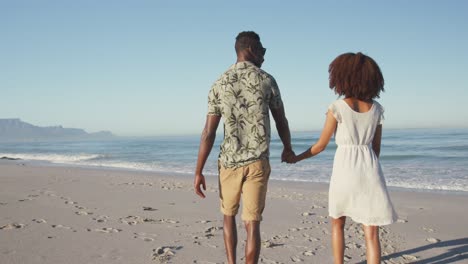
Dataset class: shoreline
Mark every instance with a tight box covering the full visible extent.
[1,161,468,263]
[2,158,467,197]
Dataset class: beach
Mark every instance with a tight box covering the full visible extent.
[1,161,467,263]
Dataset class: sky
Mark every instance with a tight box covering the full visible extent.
[1,1,468,136]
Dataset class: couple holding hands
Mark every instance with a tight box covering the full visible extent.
[194,31,397,264]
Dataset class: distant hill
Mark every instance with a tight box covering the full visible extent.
[0,119,115,141]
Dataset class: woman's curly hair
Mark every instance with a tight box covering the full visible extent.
[329,52,385,100]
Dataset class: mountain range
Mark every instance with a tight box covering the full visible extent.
[0,119,114,141]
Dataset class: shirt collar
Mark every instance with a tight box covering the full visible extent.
[233,61,257,69]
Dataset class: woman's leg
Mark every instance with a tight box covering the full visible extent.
[363,225,381,264]
[331,216,346,264]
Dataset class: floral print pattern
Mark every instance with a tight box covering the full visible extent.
[208,61,283,168]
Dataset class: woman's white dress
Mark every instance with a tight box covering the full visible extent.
[328,99,397,226]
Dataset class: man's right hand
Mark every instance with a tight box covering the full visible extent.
[281,148,295,163]
[285,153,298,164]
[194,173,207,198]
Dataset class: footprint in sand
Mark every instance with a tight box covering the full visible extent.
[39,190,56,196]
[158,218,179,224]
[75,211,93,216]
[290,256,303,262]
[426,237,441,243]
[346,242,362,249]
[141,237,154,242]
[32,219,47,224]
[205,226,222,233]
[383,244,396,254]
[143,206,158,211]
[422,227,435,233]
[118,182,132,185]
[51,224,77,232]
[196,220,212,224]
[193,261,223,264]
[258,256,281,264]
[88,227,122,233]
[402,254,419,261]
[93,215,109,223]
[121,215,174,225]
[52,224,71,230]
[192,237,202,246]
[306,237,320,242]
[200,226,223,239]
[192,235,218,248]
[261,240,283,248]
[120,216,142,225]
[310,204,326,209]
[270,234,293,241]
[18,198,34,202]
[134,232,157,242]
[0,223,26,230]
[152,246,182,262]
[0,202,7,206]
[138,182,154,187]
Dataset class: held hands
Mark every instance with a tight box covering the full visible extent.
[284,154,299,164]
[281,148,298,164]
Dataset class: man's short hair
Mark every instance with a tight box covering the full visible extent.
[235,31,261,54]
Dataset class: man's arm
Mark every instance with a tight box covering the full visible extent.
[194,115,221,198]
[270,105,293,162]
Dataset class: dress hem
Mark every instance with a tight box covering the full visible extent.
[329,213,397,226]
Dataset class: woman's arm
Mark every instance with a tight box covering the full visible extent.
[372,125,382,157]
[294,110,337,162]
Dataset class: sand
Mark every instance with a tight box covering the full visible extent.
[1,161,467,263]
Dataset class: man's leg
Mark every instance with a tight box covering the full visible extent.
[219,163,243,264]
[223,215,237,264]
[241,159,270,264]
[244,220,261,264]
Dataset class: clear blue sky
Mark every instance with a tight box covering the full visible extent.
[1,1,467,136]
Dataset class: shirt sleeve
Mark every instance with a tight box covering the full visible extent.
[328,101,341,123]
[268,76,283,109]
[207,85,221,116]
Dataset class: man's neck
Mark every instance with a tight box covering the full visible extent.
[236,57,250,63]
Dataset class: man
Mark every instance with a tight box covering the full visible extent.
[194,31,293,264]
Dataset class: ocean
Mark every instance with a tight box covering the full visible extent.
[1,128,467,193]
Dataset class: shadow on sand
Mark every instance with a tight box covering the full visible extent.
[356,237,468,263]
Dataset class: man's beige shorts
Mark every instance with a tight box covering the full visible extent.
[218,159,271,221]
